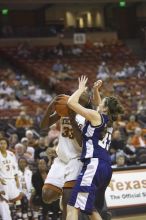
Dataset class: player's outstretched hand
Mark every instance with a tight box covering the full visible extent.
[93,80,103,90]
[78,75,88,93]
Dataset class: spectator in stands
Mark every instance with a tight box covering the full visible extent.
[7,93,21,109]
[126,115,140,136]
[96,62,110,81]
[19,75,29,86]
[1,25,13,37]
[0,131,5,139]
[25,130,37,148]
[137,99,146,114]
[34,136,48,161]
[17,42,31,59]
[110,130,126,164]
[33,107,44,131]
[56,42,65,57]
[20,137,35,161]
[52,59,64,73]
[15,111,33,129]
[137,109,146,130]
[31,158,59,220]
[9,133,19,150]
[115,68,127,79]
[71,45,82,56]
[130,127,146,149]
[0,94,9,109]
[15,143,26,161]
[0,81,14,95]
[112,151,127,168]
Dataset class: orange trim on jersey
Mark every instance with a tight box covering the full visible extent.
[43,184,62,194]
[63,180,76,188]
[9,192,23,203]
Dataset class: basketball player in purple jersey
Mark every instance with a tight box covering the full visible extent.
[66,75,124,220]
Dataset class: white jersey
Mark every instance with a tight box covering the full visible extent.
[18,168,33,199]
[0,150,18,179]
[56,114,85,163]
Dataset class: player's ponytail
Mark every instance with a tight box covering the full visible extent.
[104,96,124,124]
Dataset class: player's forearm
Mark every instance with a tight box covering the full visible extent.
[92,88,101,106]
[40,108,60,129]
[68,89,83,110]
[69,115,82,146]
[72,125,82,147]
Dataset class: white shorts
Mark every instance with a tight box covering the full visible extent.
[45,157,83,189]
[0,200,12,220]
[0,179,21,201]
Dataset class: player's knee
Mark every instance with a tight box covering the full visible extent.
[42,187,61,204]
[66,205,74,218]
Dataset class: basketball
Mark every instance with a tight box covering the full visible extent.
[55,95,70,117]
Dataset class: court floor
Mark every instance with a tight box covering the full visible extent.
[112,214,146,220]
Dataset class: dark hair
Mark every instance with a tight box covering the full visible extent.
[18,157,28,164]
[104,96,124,122]
[0,137,9,146]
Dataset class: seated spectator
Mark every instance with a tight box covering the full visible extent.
[19,75,29,87]
[15,111,33,129]
[137,109,146,129]
[31,158,59,220]
[112,150,127,168]
[137,99,146,114]
[71,45,82,56]
[15,143,26,161]
[7,93,21,109]
[136,147,146,164]
[130,127,146,149]
[25,130,37,148]
[33,107,44,131]
[126,115,140,135]
[0,81,14,95]
[0,131,5,139]
[21,137,35,162]
[17,42,31,59]
[110,129,126,164]
[52,59,64,73]
[96,62,110,81]
[9,133,19,150]
[34,136,48,161]
[0,94,9,109]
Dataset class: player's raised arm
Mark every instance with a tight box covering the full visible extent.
[67,76,101,126]
[92,80,103,107]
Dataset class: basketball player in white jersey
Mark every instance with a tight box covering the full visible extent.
[0,189,12,220]
[0,138,23,219]
[41,93,89,219]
